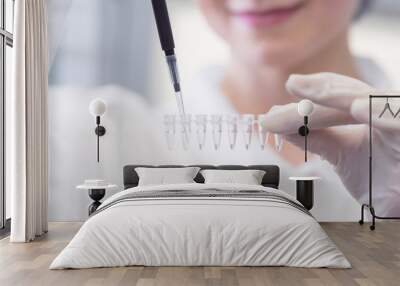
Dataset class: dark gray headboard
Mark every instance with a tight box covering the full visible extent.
[123,165,280,189]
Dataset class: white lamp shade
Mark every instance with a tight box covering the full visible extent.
[298,99,314,116]
[89,98,107,117]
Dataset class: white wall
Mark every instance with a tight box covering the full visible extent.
[47,0,158,221]
[48,0,155,95]
[48,86,170,221]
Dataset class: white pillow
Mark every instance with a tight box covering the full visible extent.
[135,167,200,186]
[200,169,266,185]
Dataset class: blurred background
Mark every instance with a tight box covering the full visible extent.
[45,0,400,221]
[48,0,400,105]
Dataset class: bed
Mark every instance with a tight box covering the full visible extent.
[50,165,350,269]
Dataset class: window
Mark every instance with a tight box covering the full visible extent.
[0,0,13,232]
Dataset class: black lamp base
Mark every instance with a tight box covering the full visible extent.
[298,117,310,162]
[95,126,106,136]
[298,125,309,136]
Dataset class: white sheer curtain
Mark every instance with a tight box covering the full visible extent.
[9,0,49,242]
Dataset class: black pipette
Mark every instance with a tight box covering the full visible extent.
[151,0,185,115]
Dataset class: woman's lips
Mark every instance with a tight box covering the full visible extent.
[231,3,304,28]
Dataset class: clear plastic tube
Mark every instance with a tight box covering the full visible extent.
[180,114,191,150]
[274,134,283,152]
[241,114,255,150]
[211,115,223,150]
[163,114,176,150]
[195,115,207,150]
[257,114,269,150]
[226,115,238,150]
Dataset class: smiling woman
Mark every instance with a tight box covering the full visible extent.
[197,0,360,74]
[229,2,305,27]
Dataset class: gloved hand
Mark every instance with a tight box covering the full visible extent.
[262,73,400,217]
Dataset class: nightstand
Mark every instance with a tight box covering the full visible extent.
[289,177,320,211]
[77,182,117,215]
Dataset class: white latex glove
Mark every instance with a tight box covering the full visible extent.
[262,73,400,217]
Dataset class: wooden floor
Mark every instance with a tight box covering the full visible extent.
[0,222,400,286]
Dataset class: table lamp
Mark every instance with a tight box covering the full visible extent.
[297,99,314,162]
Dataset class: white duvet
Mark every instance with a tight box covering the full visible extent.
[50,183,350,269]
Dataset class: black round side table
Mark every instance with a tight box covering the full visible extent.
[289,177,320,211]
[76,184,117,216]
[88,189,106,215]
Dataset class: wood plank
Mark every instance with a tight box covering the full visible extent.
[0,222,399,286]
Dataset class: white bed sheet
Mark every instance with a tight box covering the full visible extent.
[50,183,350,269]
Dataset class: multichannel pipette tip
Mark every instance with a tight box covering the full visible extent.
[175,91,185,117]
[150,0,189,143]
[175,90,189,145]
